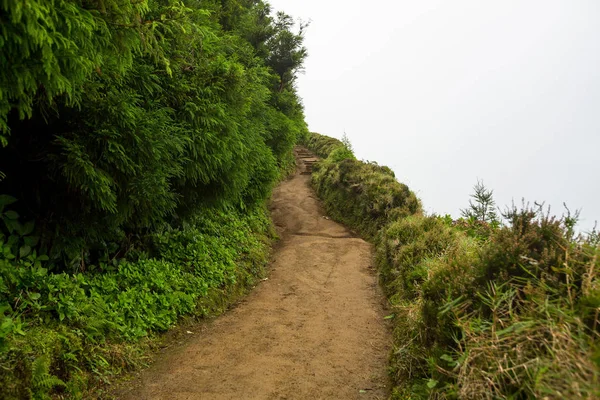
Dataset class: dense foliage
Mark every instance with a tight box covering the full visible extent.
[305,132,421,238]
[1,206,273,398]
[304,132,600,399]
[302,132,345,158]
[1,0,308,259]
[1,0,307,397]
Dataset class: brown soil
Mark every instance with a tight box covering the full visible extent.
[116,148,391,399]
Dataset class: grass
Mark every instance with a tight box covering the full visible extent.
[303,131,600,399]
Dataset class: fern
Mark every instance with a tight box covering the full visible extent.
[31,356,65,400]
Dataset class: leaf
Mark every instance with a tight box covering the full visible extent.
[440,354,457,367]
[3,218,17,233]
[0,195,17,207]
[0,304,11,315]
[29,292,41,300]
[4,210,18,220]
[0,317,13,334]
[496,321,536,337]
[21,221,34,236]
[427,379,438,389]
[24,236,39,247]
[19,245,32,258]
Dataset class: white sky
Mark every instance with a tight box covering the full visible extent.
[268,0,600,232]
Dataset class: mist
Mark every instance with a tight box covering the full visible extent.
[269,0,600,232]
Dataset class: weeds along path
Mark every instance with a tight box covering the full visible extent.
[119,148,391,399]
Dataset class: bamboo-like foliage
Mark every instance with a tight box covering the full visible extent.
[0,1,308,396]
[0,0,308,261]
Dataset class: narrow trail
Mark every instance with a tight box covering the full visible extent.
[118,148,391,399]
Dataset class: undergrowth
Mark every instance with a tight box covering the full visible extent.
[303,132,600,399]
[0,205,274,399]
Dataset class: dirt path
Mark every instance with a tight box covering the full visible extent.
[118,148,391,399]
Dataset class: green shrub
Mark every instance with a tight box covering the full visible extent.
[0,1,308,397]
[0,205,273,398]
[327,146,355,163]
[0,0,307,261]
[312,158,421,238]
[387,210,600,399]
[308,133,600,400]
[452,282,598,399]
[301,132,346,158]
[376,216,458,300]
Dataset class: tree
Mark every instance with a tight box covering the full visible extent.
[266,12,308,91]
[461,180,499,224]
[341,132,353,153]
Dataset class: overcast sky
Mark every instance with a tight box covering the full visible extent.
[269,0,600,232]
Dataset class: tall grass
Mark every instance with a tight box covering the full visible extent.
[303,132,600,399]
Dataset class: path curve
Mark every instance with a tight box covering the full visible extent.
[119,148,391,399]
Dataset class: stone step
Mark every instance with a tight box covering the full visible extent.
[296,147,318,175]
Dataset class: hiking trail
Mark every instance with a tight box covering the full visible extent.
[117,148,391,399]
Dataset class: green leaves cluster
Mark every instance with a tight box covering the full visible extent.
[0,206,273,398]
[0,0,151,140]
[1,0,308,260]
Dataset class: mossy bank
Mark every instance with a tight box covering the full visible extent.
[302,132,600,399]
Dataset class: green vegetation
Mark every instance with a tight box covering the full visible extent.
[306,133,420,238]
[303,132,600,399]
[1,206,273,398]
[1,0,307,397]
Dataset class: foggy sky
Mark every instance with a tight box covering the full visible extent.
[269,0,600,232]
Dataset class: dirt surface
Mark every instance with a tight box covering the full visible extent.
[117,148,391,399]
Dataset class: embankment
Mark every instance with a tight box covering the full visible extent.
[303,132,600,399]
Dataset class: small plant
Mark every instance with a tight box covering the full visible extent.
[461,180,499,225]
[31,356,66,399]
[341,132,354,153]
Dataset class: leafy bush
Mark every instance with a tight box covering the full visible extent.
[0,206,273,398]
[0,1,308,394]
[301,131,346,158]
[384,206,599,399]
[0,0,308,261]
[376,215,461,301]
